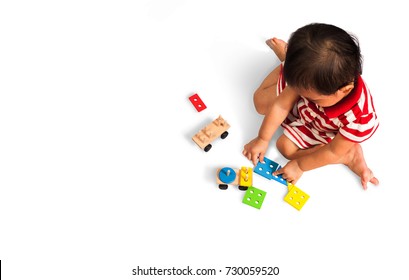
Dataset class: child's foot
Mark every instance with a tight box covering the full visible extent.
[343,144,379,190]
[265,37,287,62]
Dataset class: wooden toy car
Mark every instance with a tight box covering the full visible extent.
[216,166,253,190]
[192,115,230,152]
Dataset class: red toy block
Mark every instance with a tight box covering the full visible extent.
[189,93,207,112]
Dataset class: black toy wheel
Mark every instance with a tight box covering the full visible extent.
[219,184,228,190]
[220,131,229,139]
[204,144,212,152]
[238,186,248,191]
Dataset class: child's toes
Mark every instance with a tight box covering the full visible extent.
[265,38,276,49]
[369,176,379,186]
[361,170,379,189]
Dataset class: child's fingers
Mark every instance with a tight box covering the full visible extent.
[251,154,259,166]
[242,149,252,160]
[259,152,265,164]
[273,168,283,176]
[273,168,295,183]
[242,148,256,165]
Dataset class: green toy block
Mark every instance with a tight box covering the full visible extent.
[242,186,266,209]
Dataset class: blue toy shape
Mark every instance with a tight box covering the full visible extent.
[218,167,236,184]
[254,157,278,179]
[254,157,287,186]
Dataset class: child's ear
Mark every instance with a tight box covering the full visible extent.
[338,83,354,96]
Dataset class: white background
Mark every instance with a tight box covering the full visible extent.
[1,0,408,279]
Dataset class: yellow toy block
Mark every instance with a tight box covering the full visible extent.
[284,184,310,211]
[239,167,253,187]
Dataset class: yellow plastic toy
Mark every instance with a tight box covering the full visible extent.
[284,183,310,211]
[239,167,253,187]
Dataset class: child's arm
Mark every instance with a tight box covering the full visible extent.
[273,133,356,183]
[243,86,299,165]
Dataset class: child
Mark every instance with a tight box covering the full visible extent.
[242,23,379,190]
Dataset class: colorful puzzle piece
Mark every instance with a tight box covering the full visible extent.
[242,186,266,209]
[189,93,207,112]
[254,157,279,179]
[254,157,287,186]
[270,171,287,186]
[239,167,253,187]
[284,184,310,211]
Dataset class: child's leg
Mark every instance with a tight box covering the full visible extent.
[276,134,324,160]
[277,134,379,189]
[338,144,379,189]
[266,38,287,62]
[253,66,281,115]
[253,38,288,115]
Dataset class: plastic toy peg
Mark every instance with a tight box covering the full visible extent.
[242,186,267,209]
[219,167,236,184]
[284,183,310,211]
[239,167,253,187]
[189,93,207,112]
[254,157,287,186]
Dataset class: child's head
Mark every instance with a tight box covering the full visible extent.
[283,23,362,96]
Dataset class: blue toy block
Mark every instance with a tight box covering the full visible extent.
[254,157,287,186]
[218,167,236,184]
[270,172,287,186]
[254,157,278,179]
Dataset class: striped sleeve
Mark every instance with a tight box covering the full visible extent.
[338,78,379,143]
[338,110,379,143]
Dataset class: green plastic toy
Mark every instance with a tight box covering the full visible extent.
[242,186,266,209]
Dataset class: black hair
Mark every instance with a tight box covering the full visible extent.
[283,23,362,95]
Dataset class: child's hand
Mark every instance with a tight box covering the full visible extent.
[273,160,303,185]
[242,137,269,166]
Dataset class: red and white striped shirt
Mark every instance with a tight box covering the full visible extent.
[277,65,379,149]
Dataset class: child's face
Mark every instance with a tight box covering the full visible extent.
[296,88,346,107]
